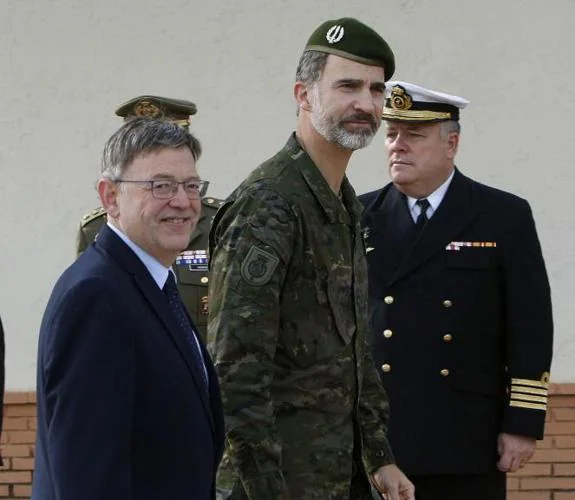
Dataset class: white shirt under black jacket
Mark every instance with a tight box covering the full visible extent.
[406,169,455,222]
[106,222,208,380]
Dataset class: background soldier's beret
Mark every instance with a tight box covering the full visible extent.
[304,17,395,80]
[382,81,469,123]
[115,95,197,130]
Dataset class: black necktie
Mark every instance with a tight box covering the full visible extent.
[163,272,208,389]
[415,198,431,228]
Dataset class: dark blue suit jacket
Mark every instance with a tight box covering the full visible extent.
[33,225,225,500]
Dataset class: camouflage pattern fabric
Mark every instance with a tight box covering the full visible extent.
[208,134,394,500]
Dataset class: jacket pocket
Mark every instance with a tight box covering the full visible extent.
[327,265,356,345]
[445,249,492,270]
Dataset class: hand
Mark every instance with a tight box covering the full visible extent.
[371,464,415,500]
[497,432,536,473]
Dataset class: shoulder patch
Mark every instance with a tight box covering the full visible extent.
[81,207,106,227]
[240,246,280,286]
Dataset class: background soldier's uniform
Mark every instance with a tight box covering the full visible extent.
[75,95,223,342]
[208,135,395,500]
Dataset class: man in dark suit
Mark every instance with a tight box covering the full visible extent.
[33,118,224,500]
[360,81,553,500]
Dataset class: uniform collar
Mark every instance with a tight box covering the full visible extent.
[285,133,362,224]
[406,168,455,217]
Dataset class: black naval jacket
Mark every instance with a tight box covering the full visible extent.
[360,168,553,475]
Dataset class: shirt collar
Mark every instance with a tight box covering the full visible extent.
[106,222,173,289]
[407,168,455,214]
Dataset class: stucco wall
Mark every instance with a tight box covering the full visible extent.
[1,0,573,389]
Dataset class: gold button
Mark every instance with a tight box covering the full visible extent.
[443,334,453,342]
[200,276,209,284]
[440,369,450,377]
[382,363,391,373]
[383,329,393,338]
[384,296,394,305]
[443,299,453,308]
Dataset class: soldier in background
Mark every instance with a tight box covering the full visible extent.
[76,95,223,341]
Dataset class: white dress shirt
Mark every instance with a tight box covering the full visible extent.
[107,223,208,379]
[406,169,455,222]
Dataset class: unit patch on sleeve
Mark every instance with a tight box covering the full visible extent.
[240,246,279,286]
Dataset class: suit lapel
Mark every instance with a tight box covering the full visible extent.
[364,186,414,288]
[391,170,481,284]
[132,273,216,432]
[95,226,216,435]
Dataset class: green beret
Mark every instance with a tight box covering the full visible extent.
[115,95,197,129]
[304,17,395,80]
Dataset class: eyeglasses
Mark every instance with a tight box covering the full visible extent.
[114,179,209,200]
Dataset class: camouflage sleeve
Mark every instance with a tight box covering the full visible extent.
[208,187,296,500]
[358,333,395,474]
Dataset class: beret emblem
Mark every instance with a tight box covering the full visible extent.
[326,24,345,44]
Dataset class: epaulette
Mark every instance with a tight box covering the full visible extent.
[202,197,225,208]
[81,207,106,227]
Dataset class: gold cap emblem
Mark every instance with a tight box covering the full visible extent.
[390,85,413,111]
[134,100,162,118]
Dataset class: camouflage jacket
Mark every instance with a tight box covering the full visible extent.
[208,134,394,500]
[76,197,224,342]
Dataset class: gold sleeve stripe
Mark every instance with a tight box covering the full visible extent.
[510,400,547,411]
[511,378,549,389]
[510,394,548,404]
[511,386,548,397]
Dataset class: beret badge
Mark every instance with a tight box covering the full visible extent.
[390,85,413,110]
[326,24,345,44]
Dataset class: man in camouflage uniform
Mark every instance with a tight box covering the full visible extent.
[76,95,223,341]
[208,18,414,500]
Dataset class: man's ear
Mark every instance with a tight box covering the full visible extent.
[97,178,120,219]
[294,81,313,113]
[446,132,460,160]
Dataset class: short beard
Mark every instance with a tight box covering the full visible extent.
[309,88,378,151]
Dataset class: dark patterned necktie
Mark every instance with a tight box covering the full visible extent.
[163,272,208,389]
[416,198,431,228]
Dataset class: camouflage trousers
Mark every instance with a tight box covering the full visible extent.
[215,469,381,499]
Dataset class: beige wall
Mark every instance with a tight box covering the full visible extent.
[1,0,573,389]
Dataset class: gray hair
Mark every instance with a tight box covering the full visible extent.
[101,117,202,179]
[294,50,329,116]
[295,50,329,85]
[439,120,461,139]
